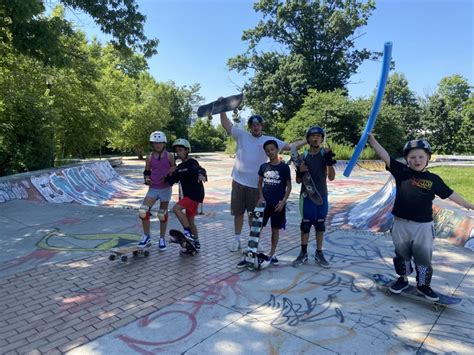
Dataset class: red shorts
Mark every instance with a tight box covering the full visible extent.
[178,197,199,217]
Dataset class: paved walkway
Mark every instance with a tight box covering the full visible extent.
[0,153,473,354]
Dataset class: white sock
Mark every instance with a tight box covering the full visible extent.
[234,234,241,241]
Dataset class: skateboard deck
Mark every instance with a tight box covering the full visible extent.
[197,93,243,117]
[373,273,462,311]
[169,229,198,256]
[244,203,270,271]
[290,145,323,205]
[109,242,151,262]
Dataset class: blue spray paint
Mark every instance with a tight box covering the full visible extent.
[343,42,393,177]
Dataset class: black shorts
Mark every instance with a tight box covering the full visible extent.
[262,204,286,230]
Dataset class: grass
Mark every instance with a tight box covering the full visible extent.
[429,166,474,202]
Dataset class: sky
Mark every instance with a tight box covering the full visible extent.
[59,0,473,123]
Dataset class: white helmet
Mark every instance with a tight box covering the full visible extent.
[149,131,167,143]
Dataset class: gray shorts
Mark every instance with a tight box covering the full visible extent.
[391,217,435,267]
[145,187,172,203]
[230,180,260,216]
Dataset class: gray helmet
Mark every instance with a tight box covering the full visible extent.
[149,131,167,143]
[172,138,191,153]
[403,139,432,156]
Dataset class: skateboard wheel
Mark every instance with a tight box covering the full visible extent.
[431,305,439,312]
[109,254,116,261]
[191,251,197,256]
[385,290,392,296]
[144,250,150,257]
[133,250,138,257]
[121,255,128,262]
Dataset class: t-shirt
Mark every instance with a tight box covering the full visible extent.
[295,149,328,197]
[258,162,291,206]
[165,158,206,203]
[231,126,286,188]
[387,157,453,222]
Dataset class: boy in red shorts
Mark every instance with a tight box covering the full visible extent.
[165,139,207,249]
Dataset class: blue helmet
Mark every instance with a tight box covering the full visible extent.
[306,126,325,139]
[247,115,264,127]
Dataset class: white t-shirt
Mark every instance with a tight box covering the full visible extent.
[231,126,286,188]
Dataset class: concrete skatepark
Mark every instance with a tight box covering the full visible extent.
[0,153,473,353]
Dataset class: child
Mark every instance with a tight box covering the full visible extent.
[237,139,292,268]
[292,126,336,267]
[138,131,175,250]
[165,138,207,250]
[368,134,474,300]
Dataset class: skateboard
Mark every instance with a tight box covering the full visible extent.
[197,93,243,117]
[290,145,323,205]
[373,273,462,311]
[169,229,198,256]
[244,203,270,271]
[109,242,151,262]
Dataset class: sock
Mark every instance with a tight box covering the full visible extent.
[234,234,241,241]
[301,244,308,254]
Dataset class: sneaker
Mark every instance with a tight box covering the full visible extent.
[314,251,330,268]
[193,238,201,250]
[292,252,308,267]
[389,276,409,294]
[230,239,241,252]
[138,234,151,248]
[270,256,279,265]
[237,259,247,268]
[158,238,166,251]
[417,285,439,301]
[183,230,194,243]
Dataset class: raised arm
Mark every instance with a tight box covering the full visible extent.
[367,133,390,167]
[284,139,306,152]
[220,111,233,134]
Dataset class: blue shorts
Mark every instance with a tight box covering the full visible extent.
[145,187,172,202]
[299,194,329,222]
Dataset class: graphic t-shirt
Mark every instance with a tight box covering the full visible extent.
[231,126,286,188]
[387,157,453,222]
[165,158,206,203]
[258,162,291,206]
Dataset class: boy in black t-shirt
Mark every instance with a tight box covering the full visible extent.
[165,139,207,250]
[368,134,473,301]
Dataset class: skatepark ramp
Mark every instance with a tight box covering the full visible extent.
[0,160,139,205]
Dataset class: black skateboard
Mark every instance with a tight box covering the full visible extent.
[169,229,198,256]
[290,145,323,205]
[109,242,151,262]
[243,203,271,271]
[197,93,243,117]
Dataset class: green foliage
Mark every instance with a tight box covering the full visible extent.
[188,119,226,152]
[224,137,237,156]
[429,166,474,201]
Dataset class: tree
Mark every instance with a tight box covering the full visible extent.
[228,0,377,134]
[0,0,158,67]
[188,119,226,152]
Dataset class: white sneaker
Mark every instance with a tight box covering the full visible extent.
[230,239,241,252]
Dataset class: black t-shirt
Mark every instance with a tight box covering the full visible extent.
[165,158,206,203]
[258,162,291,206]
[296,149,328,197]
[387,157,453,222]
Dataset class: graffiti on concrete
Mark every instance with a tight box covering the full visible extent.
[0,180,30,203]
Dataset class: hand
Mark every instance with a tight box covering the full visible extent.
[300,161,309,173]
[324,149,336,166]
[198,174,207,183]
[169,166,177,174]
[144,177,152,185]
[274,200,285,212]
[217,96,224,101]
[257,197,264,206]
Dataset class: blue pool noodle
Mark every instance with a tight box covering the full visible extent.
[343,42,393,177]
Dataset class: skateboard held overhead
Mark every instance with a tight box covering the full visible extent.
[197,93,243,117]
[373,273,462,312]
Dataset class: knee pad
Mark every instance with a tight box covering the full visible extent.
[415,264,433,286]
[139,205,150,220]
[315,219,326,232]
[157,209,168,222]
[393,256,413,276]
[300,219,312,233]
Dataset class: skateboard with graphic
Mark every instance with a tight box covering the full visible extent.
[244,202,270,271]
[373,274,462,311]
[197,93,243,117]
[290,145,323,205]
[109,242,151,262]
[169,229,198,256]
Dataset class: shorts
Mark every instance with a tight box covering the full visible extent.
[230,180,260,216]
[262,204,286,230]
[177,197,200,218]
[299,194,329,223]
[145,187,172,202]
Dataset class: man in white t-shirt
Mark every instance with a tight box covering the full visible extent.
[220,111,302,251]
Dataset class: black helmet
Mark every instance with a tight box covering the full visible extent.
[403,139,432,156]
[247,115,263,127]
[306,126,325,139]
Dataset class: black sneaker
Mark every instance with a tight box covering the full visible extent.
[292,252,308,267]
[314,251,330,268]
[270,256,279,265]
[417,285,439,301]
[193,238,201,250]
[237,259,247,268]
[389,277,409,294]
